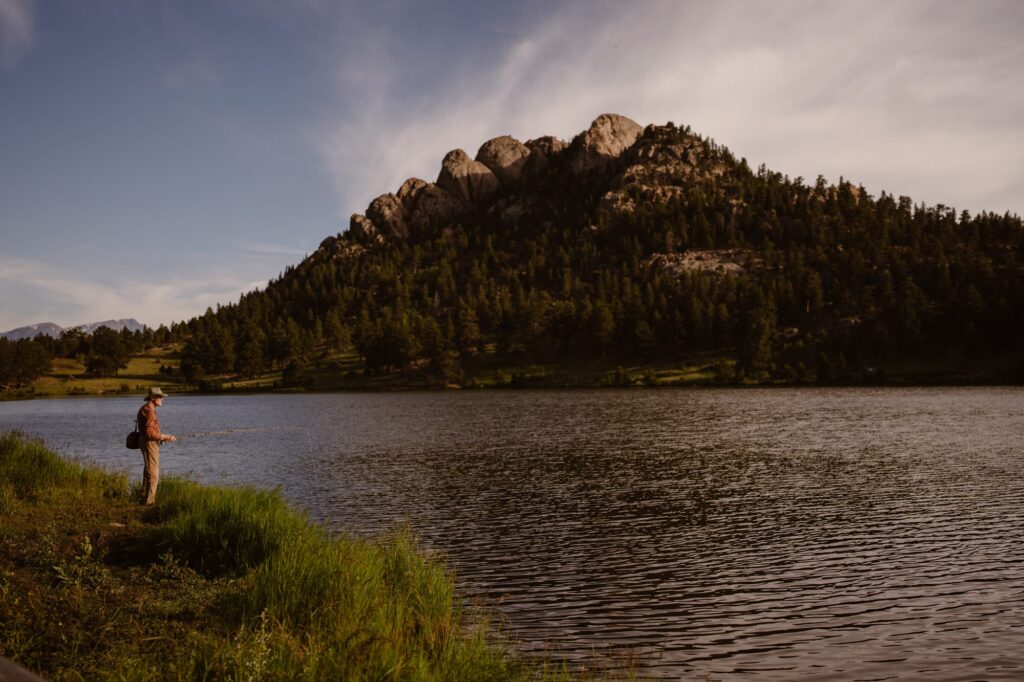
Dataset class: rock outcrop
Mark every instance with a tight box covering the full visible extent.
[600,123,726,217]
[344,113,668,244]
[314,233,368,263]
[348,213,381,243]
[367,193,409,240]
[476,136,531,186]
[397,178,464,229]
[524,136,567,175]
[437,149,499,203]
[643,249,761,278]
[570,114,643,173]
[396,177,428,202]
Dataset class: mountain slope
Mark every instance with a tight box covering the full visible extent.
[173,114,1024,386]
[0,323,65,341]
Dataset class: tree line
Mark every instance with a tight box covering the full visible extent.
[0,326,171,391]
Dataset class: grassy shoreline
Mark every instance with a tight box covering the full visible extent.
[4,344,1021,401]
[0,432,572,680]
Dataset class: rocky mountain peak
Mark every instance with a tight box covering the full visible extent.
[342,114,659,248]
[569,113,644,173]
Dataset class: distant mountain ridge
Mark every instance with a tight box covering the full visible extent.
[0,322,65,341]
[1,318,144,341]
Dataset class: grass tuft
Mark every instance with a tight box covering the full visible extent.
[0,430,127,502]
[145,478,312,576]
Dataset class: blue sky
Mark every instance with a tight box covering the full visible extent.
[2,0,1023,331]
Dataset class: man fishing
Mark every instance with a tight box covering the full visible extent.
[137,387,176,505]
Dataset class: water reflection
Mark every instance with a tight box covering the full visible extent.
[2,388,1023,679]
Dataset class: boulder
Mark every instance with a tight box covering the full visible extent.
[475,135,531,185]
[524,136,567,175]
[396,177,429,201]
[398,177,464,230]
[436,149,499,203]
[366,193,409,239]
[570,113,643,173]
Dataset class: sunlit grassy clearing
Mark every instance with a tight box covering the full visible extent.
[27,347,185,398]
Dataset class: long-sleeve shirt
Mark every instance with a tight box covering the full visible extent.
[137,402,161,442]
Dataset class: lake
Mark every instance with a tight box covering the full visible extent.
[2,388,1022,679]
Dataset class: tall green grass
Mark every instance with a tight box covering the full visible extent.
[146,478,311,576]
[0,430,126,503]
[1,432,561,680]
[146,477,529,679]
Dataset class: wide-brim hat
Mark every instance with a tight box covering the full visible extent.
[147,387,167,400]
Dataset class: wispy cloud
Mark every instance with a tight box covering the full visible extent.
[0,256,266,331]
[319,0,1024,219]
[0,0,33,69]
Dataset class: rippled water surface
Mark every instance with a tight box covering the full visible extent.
[3,388,1023,679]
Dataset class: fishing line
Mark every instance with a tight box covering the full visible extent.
[176,425,306,440]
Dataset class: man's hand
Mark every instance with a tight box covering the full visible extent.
[163,435,177,443]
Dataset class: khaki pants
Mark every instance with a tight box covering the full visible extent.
[141,440,160,505]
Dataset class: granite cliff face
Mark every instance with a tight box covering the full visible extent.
[327,113,722,260]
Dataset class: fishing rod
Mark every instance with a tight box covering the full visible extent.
[175,426,306,440]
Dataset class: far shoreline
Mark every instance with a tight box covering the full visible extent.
[4,375,1023,403]
[4,343,1021,402]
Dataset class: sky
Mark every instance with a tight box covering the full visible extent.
[1,0,1023,332]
